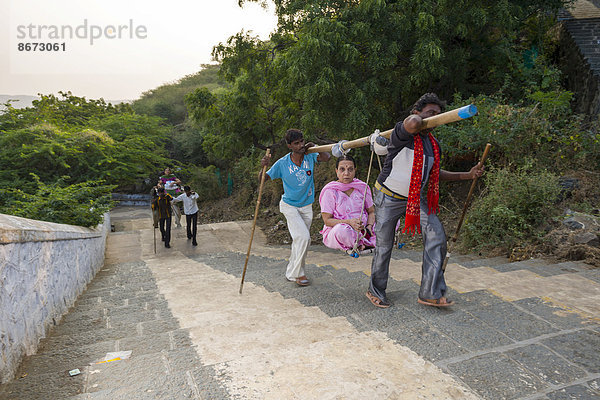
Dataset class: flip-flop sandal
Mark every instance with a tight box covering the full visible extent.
[296,276,310,286]
[366,291,391,308]
[417,297,454,307]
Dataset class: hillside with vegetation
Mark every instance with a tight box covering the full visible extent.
[0,0,598,265]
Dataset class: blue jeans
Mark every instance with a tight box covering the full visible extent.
[369,190,448,302]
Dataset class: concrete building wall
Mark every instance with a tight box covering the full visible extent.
[0,213,110,383]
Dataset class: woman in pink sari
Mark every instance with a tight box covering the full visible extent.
[319,154,376,252]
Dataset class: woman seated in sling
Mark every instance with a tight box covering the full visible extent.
[319,154,376,253]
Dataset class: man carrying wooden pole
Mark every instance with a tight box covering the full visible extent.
[364,93,484,308]
[258,129,331,287]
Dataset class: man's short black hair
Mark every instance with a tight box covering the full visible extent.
[285,129,304,144]
[158,187,165,193]
[411,93,446,113]
[184,185,191,191]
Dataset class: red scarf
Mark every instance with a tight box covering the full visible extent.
[402,132,440,235]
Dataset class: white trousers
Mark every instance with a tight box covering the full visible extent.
[171,202,181,226]
[279,200,313,280]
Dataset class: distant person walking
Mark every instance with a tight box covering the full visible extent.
[158,167,182,228]
[173,185,199,246]
[152,187,173,248]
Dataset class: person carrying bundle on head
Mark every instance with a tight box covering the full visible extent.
[158,167,183,228]
[152,187,173,248]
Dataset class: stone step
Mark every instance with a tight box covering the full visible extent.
[76,288,162,304]
[490,259,550,274]
[50,306,174,339]
[0,338,202,400]
[195,249,600,382]
[390,249,423,262]
[0,369,85,399]
[70,296,168,313]
[482,259,595,278]
[60,298,169,326]
[5,213,600,399]
[84,274,158,290]
[455,256,510,269]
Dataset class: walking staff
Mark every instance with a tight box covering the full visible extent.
[442,143,491,271]
[240,149,270,294]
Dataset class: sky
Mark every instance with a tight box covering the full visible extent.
[0,0,278,101]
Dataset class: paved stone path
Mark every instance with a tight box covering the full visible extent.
[1,207,599,399]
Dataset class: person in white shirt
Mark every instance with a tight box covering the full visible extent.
[173,185,200,246]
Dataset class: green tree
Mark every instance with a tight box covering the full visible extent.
[0,175,115,228]
[0,93,174,191]
[132,64,225,126]
[132,64,227,165]
[189,0,570,162]
[186,33,298,165]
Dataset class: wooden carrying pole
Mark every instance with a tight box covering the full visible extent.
[442,143,492,272]
[239,148,271,294]
[306,105,477,154]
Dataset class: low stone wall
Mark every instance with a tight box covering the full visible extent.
[0,213,110,383]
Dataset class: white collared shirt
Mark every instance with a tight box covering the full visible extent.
[173,192,199,215]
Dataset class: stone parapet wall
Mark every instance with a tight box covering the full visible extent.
[0,213,110,383]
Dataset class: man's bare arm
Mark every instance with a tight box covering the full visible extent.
[440,163,484,181]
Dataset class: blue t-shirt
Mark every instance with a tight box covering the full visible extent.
[266,152,318,207]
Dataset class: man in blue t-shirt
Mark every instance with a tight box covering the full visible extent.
[260,129,331,286]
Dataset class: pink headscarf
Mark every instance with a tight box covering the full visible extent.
[319,178,370,206]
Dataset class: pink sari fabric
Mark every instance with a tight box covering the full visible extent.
[319,178,376,250]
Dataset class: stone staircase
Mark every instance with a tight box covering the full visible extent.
[0,258,228,399]
[1,207,599,399]
[197,250,600,399]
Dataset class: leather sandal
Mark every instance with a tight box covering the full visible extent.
[366,291,391,308]
[295,276,310,286]
[417,297,454,307]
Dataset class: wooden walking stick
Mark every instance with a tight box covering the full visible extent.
[239,148,271,294]
[152,200,157,254]
[442,143,491,272]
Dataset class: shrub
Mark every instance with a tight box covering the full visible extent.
[0,93,175,191]
[437,93,600,174]
[462,165,560,252]
[0,175,115,227]
[180,165,226,202]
